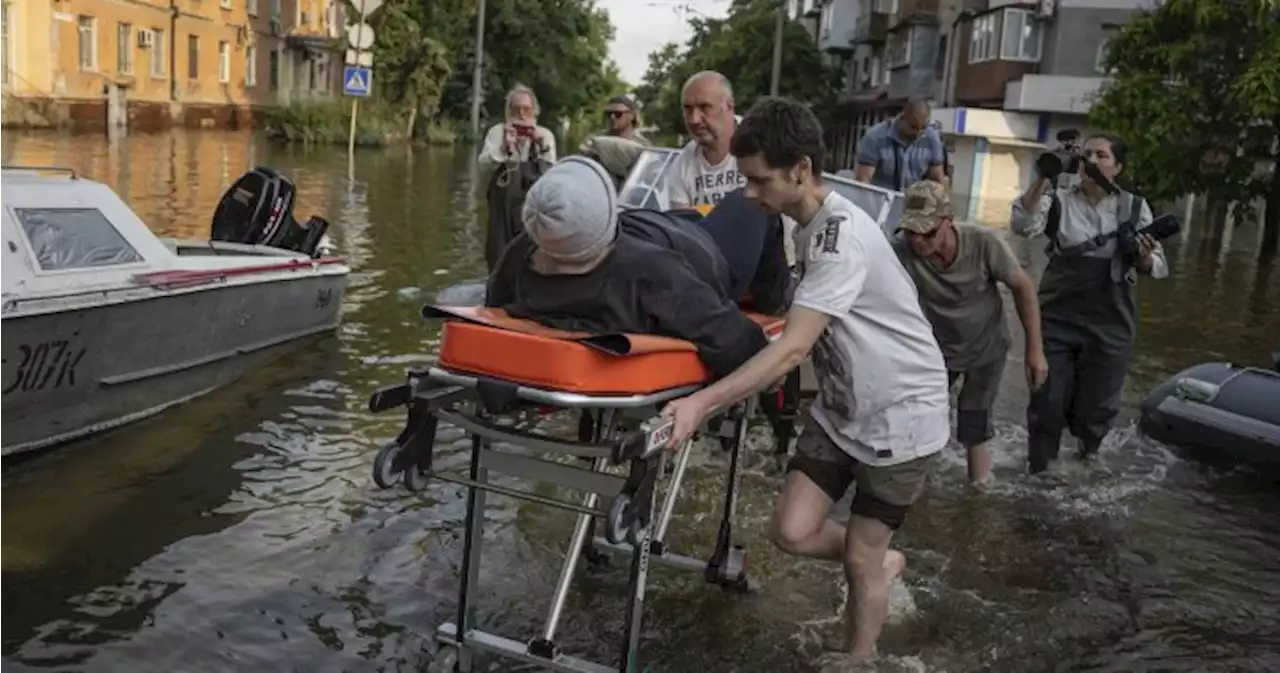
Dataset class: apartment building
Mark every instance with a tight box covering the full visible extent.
[1,0,343,131]
[812,0,1152,224]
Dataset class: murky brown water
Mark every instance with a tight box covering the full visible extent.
[3,130,1279,673]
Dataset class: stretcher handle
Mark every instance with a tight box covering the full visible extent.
[614,415,677,462]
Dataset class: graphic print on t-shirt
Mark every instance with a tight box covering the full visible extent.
[670,141,747,208]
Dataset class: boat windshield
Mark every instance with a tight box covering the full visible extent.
[11,207,145,271]
[615,148,905,235]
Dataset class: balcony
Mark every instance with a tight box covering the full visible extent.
[895,0,940,22]
[853,11,889,44]
[1004,74,1109,114]
[819,0,859,53]
[951,6,1042,105]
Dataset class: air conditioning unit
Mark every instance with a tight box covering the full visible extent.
[137,29,155,48]
[1037,0,1056,19]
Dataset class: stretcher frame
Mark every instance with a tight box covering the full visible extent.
[368,361,774,673]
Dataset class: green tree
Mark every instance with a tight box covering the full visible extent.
[636,0,841,137]
[437,0,621,133]
[1088,0,1280,254]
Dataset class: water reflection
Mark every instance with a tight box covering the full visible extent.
[2,130,1279,673]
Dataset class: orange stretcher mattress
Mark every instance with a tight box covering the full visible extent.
[426,305,785,395]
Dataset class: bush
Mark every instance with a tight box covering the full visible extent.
[257,100,406,147]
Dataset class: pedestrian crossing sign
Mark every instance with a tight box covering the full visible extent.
[343,66,372,97]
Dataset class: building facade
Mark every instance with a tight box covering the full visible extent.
[814,0,1154,225]
[1,0,343,131]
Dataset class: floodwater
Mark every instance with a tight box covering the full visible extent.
[3,130,1279,673]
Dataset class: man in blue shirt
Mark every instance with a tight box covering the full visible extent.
[852,99,948,192]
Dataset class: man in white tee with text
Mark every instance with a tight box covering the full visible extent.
[668,70,797,263]
[661,97,951,665]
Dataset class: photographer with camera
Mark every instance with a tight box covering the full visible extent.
[477,84,558,272]
[1011,133,1175,475]
[1048,129,1082,188]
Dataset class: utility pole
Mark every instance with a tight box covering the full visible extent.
[769,0,785,96]
[469,0,487,139]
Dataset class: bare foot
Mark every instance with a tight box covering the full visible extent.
[883,549,906,584]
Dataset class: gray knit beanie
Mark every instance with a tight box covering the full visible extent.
[521,155,618,265]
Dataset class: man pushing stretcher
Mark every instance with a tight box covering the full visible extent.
[661,97,952,665]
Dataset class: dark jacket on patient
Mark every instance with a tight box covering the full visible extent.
[486,233,769,377]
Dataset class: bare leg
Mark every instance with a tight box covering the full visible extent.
[769,471,845,562]
[966,441,992,485]
[842,514,898,662]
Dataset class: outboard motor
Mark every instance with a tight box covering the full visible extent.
[211,166,332,258]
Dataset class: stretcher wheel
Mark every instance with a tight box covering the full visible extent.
[373,441,404,489]
[605,494,633,545]
[403,460,430,492]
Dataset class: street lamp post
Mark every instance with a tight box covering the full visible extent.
[770,0,784,96]
[469,0,487,138]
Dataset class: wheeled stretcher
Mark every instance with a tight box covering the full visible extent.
[367,305,792,673]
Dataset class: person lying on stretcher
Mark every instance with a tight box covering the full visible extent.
[485,156,777,377]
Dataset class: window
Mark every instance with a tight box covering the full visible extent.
[247,0,258,14]
[1000,8,1041,62]
[218,41,229,82]
[270,0,281,17]
[821,1,834,36]
[16,208,144,271]
[968,13,997,63]
[1095,25,1119,74]
[268,48,279,89]
[245,45,256,86]
[887,28,912,69]
[77,16,97,71]
[2,3,11,85]
[187,35,198,79]
[150,28,165,77]
[116,23,132,74]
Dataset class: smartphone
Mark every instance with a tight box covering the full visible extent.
[1141,213,1181,240]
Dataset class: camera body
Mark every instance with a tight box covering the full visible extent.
[513,123,536,139]
[1036,149,1081,180]
[1118,213,1181,258]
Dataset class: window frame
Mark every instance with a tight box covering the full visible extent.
[187,34,199,80]
[77,16,98,72]
[887,26,913,70]
[217,40,230,83]
[149,28,165,78]
[1000,8,1042,63]
[967,13,997,64]
[116,22,133,75]
[11,207,147,274]
[245,45,256,86]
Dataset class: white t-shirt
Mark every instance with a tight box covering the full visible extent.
[791,190,951,466]
[667,139,746,209]
[666,139,798,264]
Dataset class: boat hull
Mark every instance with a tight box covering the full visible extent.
[1,273,346,456]
[1139,362,1280,465]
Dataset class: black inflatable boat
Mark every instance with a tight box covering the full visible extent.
[1139,355,1280,464]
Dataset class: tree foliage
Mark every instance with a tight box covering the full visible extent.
[346,0,623,139]
[1088,0,1280,251]
[635,0,842,137]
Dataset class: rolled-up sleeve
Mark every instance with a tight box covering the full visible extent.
[854,130,880,167]
[1011,191,1053,237]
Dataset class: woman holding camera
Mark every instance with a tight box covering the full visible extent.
[1010,133,1168,474]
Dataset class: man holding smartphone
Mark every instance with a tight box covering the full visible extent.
[477,84,558,272]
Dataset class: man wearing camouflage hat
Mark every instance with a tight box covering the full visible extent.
[892,180,1048,485]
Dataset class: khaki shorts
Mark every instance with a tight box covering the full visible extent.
[785,421,937,530]
[947,353,1005,446]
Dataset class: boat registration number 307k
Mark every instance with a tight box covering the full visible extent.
[2,335,88,396]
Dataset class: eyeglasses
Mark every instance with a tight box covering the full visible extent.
[604,110,628,119]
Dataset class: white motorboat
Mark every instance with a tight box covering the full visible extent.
[1,165,350,457]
